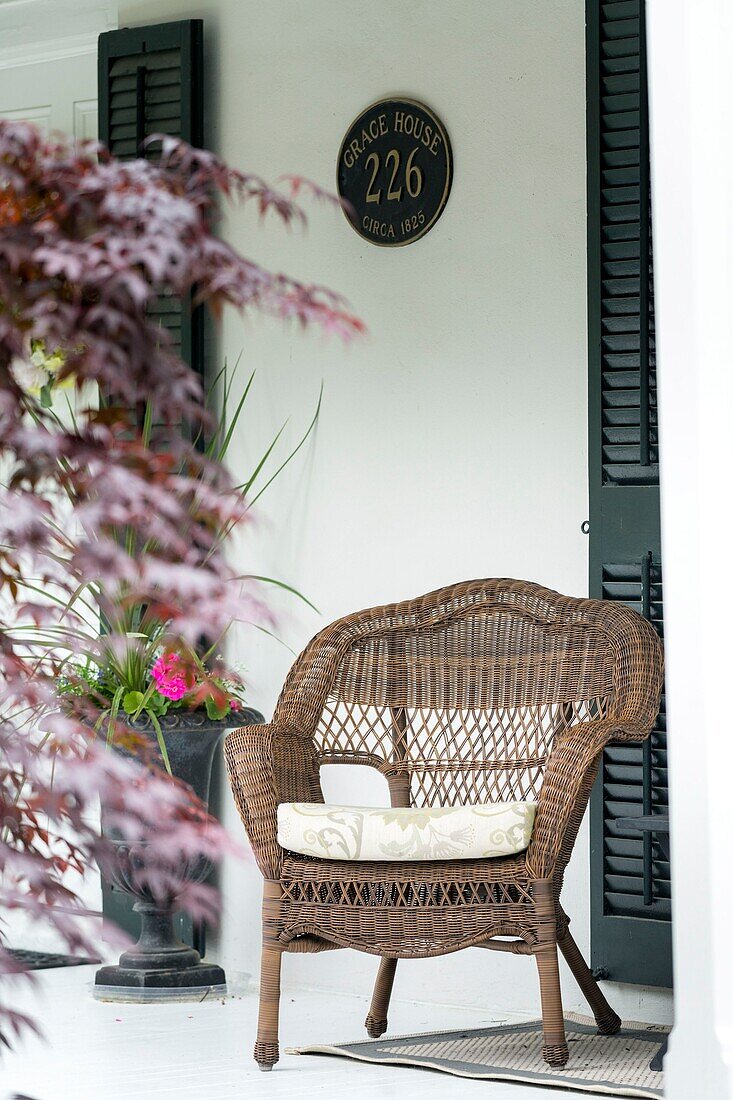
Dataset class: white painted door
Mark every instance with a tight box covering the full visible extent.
[0,49,98,140]
[0,27,101,954]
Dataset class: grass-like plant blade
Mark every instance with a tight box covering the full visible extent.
[215,369,256,463]
[247,621,298,657]
[149,711,172,775]
[142,397,153,448]
[235,421,286,497]
[106,685,125,747]
[244,574,320,613]
[247,384,322,509]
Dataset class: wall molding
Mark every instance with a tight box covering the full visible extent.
[0,34,98,68]
[0,1,116,69]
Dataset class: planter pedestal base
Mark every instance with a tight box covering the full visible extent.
[93,900,227,1002]
[93,961,226,1002]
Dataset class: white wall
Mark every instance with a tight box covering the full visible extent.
[113,0,664,1023]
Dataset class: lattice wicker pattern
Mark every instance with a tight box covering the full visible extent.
[225,578,663,1072]
[280,876,535,908]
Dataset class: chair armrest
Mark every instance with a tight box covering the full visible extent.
[224,722,323,879]
[525,718,650,881]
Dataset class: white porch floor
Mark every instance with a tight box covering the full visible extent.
[0,966,587,1100]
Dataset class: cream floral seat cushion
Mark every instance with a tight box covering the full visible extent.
[276,801,536,861]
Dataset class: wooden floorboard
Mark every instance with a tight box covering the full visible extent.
[2,966,584,1099]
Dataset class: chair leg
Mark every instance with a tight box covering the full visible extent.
[533,881,569,1067]
[536,941,569,1068]
[558,927,621,1035]
[254,944,282,1071]
[365,957,397,1038]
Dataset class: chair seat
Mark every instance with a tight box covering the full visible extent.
[277,801,536,861]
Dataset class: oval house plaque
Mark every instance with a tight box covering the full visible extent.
[337,98,453,247]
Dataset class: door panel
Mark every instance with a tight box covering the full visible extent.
[0,51,97,140]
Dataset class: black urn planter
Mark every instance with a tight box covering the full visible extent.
[94,706,263,1002]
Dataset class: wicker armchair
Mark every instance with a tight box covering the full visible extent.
[225,579,663,1071]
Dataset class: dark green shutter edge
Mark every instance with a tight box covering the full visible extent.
[98,20,204,380]
[586,0,672,988]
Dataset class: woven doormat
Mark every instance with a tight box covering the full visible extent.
[290,1013,669,1097]
[7,949,100,970]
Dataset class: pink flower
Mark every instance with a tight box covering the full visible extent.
[152,653,193,701]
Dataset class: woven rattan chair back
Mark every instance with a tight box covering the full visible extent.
[275,579,657,811]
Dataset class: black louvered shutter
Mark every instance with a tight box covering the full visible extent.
[97,21,207,951]
[98,20,204,378]
[587,0,672,987]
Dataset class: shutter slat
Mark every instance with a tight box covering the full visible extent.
[108,49,181,76]
[605,893,672,920]
[603,240,640,258]
[602,127,641,149]
[605,856,666,877]
[602,74,640,95]
[603,263,640,280]
[603,202,641,223]
[603,333,640,352]
[602,18,639,38]
[602,92,640,111]
[602,110,641,131]
[602,1,637,16]
[602,35,640,58]
[603,313,641,330]
[603,184,640,203]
